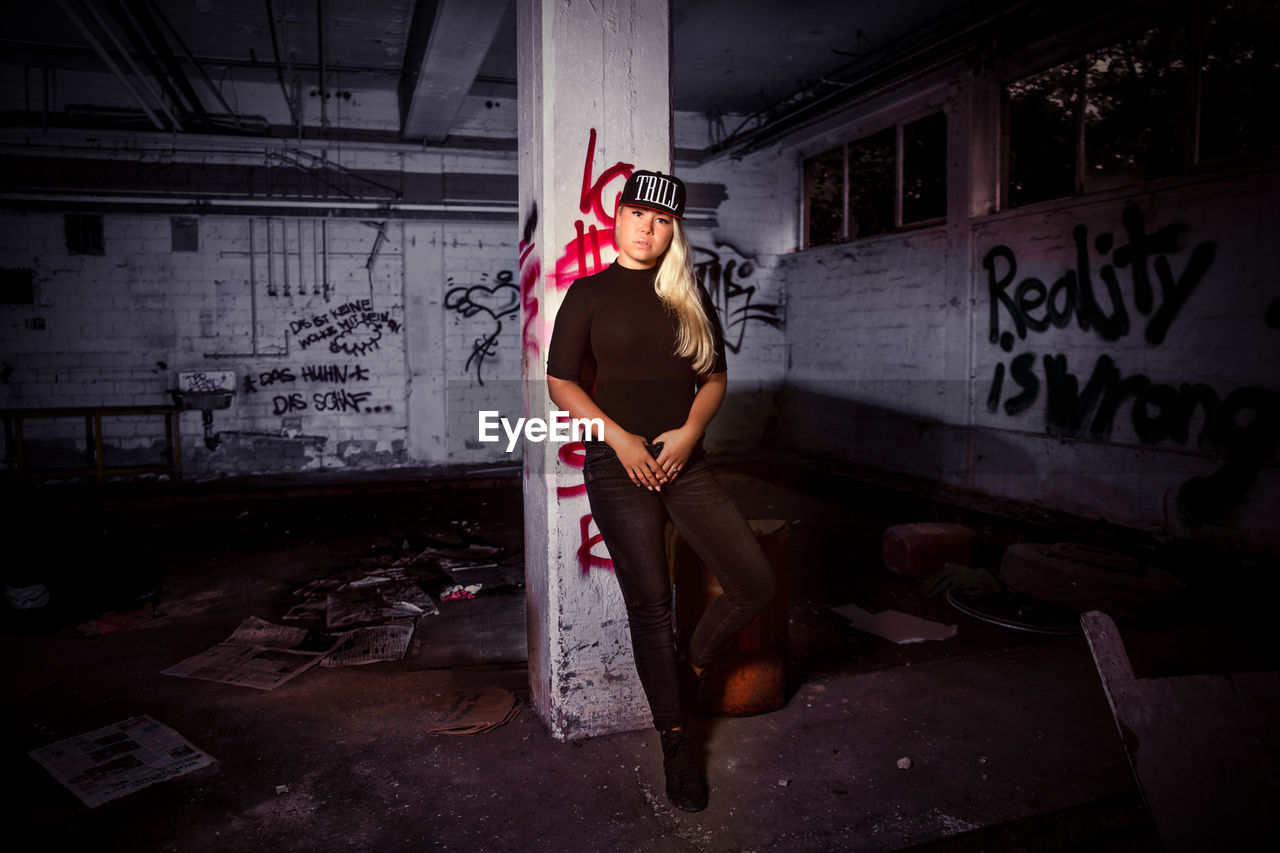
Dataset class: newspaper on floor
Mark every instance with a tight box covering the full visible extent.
[321,622,416,667]
[28,715,215,808]
[162,616,343,690]
[831,602,958,644]
[326,575,438,629]
[282,578,343,622]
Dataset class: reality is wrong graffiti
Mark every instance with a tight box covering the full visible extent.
[981,203,1279,520]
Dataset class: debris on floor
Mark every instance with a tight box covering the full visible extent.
[425,689,521,736]
[161,616,343,690]
[922,563,1000,598]
[326,570,438,628]
[320,622,416,667]
[28,715,215,808]
[831,602,957,644]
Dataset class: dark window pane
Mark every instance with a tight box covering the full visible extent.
[847,128,895,239]
[1007,61,1078,207]
[1085,30,1186,189]
[903,112,947,223]
[1200,0,1280,161]
[804,146,844,247]
[65,213,104,255]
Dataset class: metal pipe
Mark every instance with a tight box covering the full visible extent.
[317,0,327,131]
[55,0,167,130]
[250,217,259,353]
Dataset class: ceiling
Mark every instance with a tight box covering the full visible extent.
[2,0,970,144]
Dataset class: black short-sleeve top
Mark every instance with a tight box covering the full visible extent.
[546,261,727,441]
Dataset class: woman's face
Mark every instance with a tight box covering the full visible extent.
[614,204,675,269]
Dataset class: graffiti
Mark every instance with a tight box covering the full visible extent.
[520,204,541,361]
[289,299,401,356]
[242,362,370,393]
[693,243,783,353]
[984,205,1216,351]
[556,441,587,499]
[446,272,519,386]
[982,204,1277,519]
[554,128,633,291]
[314,388,374,413]
[577,513,614,574]
[271,389,385,415]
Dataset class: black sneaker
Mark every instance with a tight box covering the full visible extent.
[660,728,708,812]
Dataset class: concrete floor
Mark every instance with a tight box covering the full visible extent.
[8,454,1269,851]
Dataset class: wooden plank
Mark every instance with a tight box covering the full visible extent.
[1081,610,1280,852]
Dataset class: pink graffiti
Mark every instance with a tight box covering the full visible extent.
[556,442,587,498]
[577,513,614,574]
[553,128,633,291]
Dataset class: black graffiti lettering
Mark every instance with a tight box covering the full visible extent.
[1112,204,1183,316]
[1217,387,1280,459]
[1131,382,1180,445]
[273,393,306,415]
[983,244,1021,351]
[1170,383,1220,449]
[296,325,339,350]
[1047,272,1075,328]
[331,298,373,318]
[1073,224,1129,341]
[693,245,782,355]
[1014,278,1051,334]
[289,318,312,334]
[1090,368,1148,441]
[243,374,258,393]
[1004,353,1039,416]
[313,389,372,412]
[445,275,520,386]
[258,368,296,386]
[300,363,371,384]
[986,362,1005,413]
[330,328,382,356]
[1146,241,1216,345]
[1042,353,1116,436]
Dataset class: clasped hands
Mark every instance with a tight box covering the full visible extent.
[612,426,697,491]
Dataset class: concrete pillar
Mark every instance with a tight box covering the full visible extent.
[517,0,673,740]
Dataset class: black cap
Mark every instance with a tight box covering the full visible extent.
[618,170,686,220]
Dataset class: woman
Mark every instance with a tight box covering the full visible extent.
[546,169,777,812]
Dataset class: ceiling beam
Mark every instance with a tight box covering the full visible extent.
[399,0,510,143]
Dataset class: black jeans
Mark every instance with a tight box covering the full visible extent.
[582,441,777,730]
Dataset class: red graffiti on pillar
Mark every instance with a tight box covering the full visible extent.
[553,129,634,291]
[577,512,614,574]
[556,441,587,498]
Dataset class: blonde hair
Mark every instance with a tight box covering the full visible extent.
[654,220,718,375]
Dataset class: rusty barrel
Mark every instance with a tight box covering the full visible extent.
[673,518,790,715]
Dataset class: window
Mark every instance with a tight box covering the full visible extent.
[1005,0,1280,208]
[64,213,104,255]
[803,111,947,248]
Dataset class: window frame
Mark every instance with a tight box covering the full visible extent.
[802,106,948,250]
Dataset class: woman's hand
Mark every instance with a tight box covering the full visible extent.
[651,424,700,482]
[612,430,668,491]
